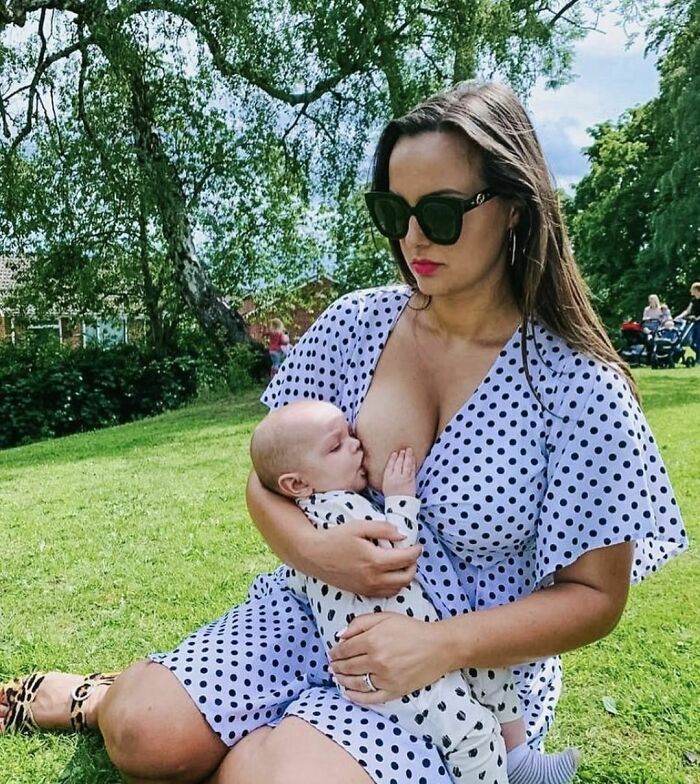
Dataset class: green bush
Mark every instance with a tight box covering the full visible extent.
[0,343,197,449]
[225,342,268,394]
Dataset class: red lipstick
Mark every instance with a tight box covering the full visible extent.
[412,259,441,276]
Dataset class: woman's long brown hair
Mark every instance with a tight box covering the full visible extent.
[370,80,637,399]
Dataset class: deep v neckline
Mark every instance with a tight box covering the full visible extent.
[351,288,521,486]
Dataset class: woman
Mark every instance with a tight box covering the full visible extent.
[642,294,665,324]
[1,81,687,784]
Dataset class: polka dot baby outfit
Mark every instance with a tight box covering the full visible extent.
[150,285,688,784]
[290,489,518,783]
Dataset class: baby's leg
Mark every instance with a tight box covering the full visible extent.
[386,673,508,783]
[301,576,507,783]
[463,666,579,784]
[463,664,520,726]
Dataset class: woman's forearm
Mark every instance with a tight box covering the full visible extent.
[438,541,634,670]
[246,470,318,572]
[247,471,422,596]
[438,581,620,670]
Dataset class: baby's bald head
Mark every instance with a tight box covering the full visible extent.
[250,400,366,497]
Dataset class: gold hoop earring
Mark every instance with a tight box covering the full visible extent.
[509,228,517,267]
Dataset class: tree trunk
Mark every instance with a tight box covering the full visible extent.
[452,1,479,83]
[137,188,167,353]
[95,23,251,351]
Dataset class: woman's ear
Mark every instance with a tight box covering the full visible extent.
[278,472,313,498]
[508,204,521,230]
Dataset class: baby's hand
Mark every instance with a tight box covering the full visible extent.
[382,448,416,497]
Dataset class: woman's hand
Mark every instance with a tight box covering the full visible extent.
[305,521,422,597]
[328,612,451,704]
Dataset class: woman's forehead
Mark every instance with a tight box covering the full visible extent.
[388,130,482,195]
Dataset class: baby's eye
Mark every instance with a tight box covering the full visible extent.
[330,444,341,452]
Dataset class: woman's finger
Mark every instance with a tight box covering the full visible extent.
[334,673,380,693]
[373,544,422,573]
[357,519,409,543]
[330,632,371,662]
[341,688,392,706]
[330,654,372,676]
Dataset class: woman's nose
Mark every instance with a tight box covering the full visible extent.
[405,215,429,246]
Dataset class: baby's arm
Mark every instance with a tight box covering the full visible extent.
[381,448,420,549]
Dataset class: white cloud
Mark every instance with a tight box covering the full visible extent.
[526,7,662,190]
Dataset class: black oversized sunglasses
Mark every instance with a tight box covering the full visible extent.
[364,189,499,245]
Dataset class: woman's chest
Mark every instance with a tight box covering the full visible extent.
[352,328,501,491]
[419,413,548,558]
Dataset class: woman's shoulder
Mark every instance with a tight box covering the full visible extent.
[326,284,411,313]
[528,321,635,414]
[315,284,411,332]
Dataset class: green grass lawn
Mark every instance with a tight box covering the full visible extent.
[1,369,698,783]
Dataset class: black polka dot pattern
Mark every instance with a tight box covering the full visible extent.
[151,285,687,782]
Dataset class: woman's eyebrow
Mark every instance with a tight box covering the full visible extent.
[389,187,472,198]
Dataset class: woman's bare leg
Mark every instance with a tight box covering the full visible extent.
[2,662,373,784]
[207,717,373,784]
[98,660,227,783]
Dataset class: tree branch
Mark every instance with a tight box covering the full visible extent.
[125,0,412,107]
[549,0,583,26]
[5,32,88,154]
[0,0,84,27]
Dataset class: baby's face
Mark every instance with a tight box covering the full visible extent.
[299,405,367,493]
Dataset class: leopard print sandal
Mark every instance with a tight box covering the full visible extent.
[1,671,120,733]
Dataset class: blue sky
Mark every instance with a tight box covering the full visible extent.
[527,10,661,192]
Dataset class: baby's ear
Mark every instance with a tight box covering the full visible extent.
[278,472,313,498]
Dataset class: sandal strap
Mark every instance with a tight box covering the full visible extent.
[2,672,47,734]
[69,672,120,733]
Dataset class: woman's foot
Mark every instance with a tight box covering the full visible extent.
[0,672,113,733]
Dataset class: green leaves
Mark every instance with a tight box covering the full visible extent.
[0,0,651,351]
[567,2,700,335]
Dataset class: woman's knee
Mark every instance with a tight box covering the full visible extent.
[100,659,226,781]
[230,718,372,784]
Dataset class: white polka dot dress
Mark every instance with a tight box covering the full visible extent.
[150,285,688,783]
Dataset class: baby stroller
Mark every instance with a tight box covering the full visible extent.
[619,319,660,366]
[649,318,696,368]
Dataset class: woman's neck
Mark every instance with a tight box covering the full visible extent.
[412,279,520,345]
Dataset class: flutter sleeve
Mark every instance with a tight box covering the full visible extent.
[536,360,688,587]
[260,292,362,412]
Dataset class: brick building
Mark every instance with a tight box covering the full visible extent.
[0,256,146,347]
[240,275,338,344]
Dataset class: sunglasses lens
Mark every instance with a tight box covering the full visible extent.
[368,195,408,239]
[419,201,459,243]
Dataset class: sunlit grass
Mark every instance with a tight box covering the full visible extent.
[1,369,698,783]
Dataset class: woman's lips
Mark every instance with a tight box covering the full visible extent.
[411,259,441,276]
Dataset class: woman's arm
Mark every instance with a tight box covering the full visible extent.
[329,541,634,703]
[440,540,634,669]
[246,471,422,597]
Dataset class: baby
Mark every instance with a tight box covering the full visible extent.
[250,400,580,784]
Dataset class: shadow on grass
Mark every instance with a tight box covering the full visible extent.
[635,370,700,413]
[0,391,267,473]
[57,735,121,784]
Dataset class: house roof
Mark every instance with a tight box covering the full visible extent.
[239,273,337,318]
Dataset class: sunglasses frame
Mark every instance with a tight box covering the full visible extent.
[364,189,499,245]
